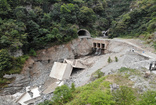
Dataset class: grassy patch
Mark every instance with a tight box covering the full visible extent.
[66,77,115,105]
[118,67,142,78]
[66,74,136,105]
[105,75,134,87]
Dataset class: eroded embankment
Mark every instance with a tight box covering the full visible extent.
[0,38,92,95]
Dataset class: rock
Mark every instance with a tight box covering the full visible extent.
[0,95,18,105]
[3,74,17,79]
[110,83,119,92]
[9,49,23,57]
[144,71,151,78]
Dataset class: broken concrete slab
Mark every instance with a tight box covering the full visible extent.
[16,86,41,105]
[43,81,64,94]
[64,59,86,69]
[24,96,41,105]
[43,82,58,94]
[49,62,73,80]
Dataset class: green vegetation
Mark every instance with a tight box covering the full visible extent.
[115,56,118,62]
[0,49,12,71]
[52,85,72,104]
[138,91,156,105]
[66,77,115,105]
[108,56,112,63]
[71,83,75,92]
[0,54,29,87]
[118,67,142,78]
[108,0,156,42]
[2,0,154,52]
[112,86,136,105]
[0,0,110,80]
[91,69,104,81]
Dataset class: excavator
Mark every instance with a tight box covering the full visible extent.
[149,61,156,71]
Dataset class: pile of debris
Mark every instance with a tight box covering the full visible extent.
[16,59,86,105]
[43,59,86,94]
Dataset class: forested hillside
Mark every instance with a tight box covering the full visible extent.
[0,0,155,80]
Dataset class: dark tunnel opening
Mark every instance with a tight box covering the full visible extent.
[78,30,87,36]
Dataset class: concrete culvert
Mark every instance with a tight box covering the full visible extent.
[77,29,91,37]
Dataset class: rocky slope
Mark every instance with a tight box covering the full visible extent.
[1,38,92,95]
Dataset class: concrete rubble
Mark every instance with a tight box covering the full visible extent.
[16,86,41,105]
[49,62,73,80]
[16,58,85,105]
[64,59,86,69]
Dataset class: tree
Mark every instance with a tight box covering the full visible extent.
[0,35,11,47]
[108,57,112,63]
[52,85,72,104]
[115,56,118,62]
[60,3,79,23]
[41,13,51,27]
[0,19,27,50]
[14,6,27,22]
[0,0,11,17]
[112,86,136,105]
[0,49,12,71]
[50,3,61,21]
[78,6,96,25]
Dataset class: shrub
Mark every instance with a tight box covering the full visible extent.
[112,86,136,105]
[52,85,72,104]
[71,83,75,92]
[87,89,115,105]
[29,48,37,56]
[118,67,135,73]
[97,70,104,78]
[115,56,118,62]
[138,91,156,105]
[38,100,53,105]
[108,57,112,63]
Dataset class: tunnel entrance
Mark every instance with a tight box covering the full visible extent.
[77,29,91,37]
[78,30,86,36]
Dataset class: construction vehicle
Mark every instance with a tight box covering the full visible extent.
[149,61,156,71]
